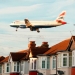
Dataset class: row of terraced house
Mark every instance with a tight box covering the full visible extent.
[0,36,75,75]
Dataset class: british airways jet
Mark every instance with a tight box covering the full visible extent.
[10,11,67,33]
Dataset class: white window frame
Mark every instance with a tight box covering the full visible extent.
[42,60,45,69]
[72,51,75,66]
[31,58,37,70]
[57,54,61,68]
[41,57,46,69]
[62,53,69,67]
[52,56,56,69]
[14,62,20,72]
[5,63,10,73]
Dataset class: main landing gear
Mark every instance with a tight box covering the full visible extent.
[36,29,40,33]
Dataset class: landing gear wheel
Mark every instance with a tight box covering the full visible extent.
[30,26,33,31]
[16,29,17,31]
[37,30,40,33]
[16,28,18,31]
[36,29,40,33]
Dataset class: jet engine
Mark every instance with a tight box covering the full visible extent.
[30,27,40,33]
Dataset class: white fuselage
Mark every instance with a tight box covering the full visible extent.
[10,20,62,26]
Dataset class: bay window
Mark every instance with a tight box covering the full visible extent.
[37,56,50,69]
[41,57,50,69]
[57,52,72,68]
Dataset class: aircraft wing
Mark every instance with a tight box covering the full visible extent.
[24,19,32,27]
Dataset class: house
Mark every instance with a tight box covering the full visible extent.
[0,36,75,75]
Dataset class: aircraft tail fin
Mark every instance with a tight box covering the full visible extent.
[56,11,66,21]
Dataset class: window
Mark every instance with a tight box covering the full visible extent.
[0,65,1,73]
[31,59,33,69]
[6,63,10,73]
[42,60,45,68]
[14,62,16,72]
[14,62,19,72]
[31,58,37,70]
[62,53,68,67]
[34,60,36,69]
[47,57,50,69]
[17,62,19,72]
[52,56,56,69]
[41,57,46,69]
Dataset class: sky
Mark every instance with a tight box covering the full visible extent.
[0,0,75,56]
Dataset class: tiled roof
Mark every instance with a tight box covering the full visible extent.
[0,56,9,63]
[30,47,50,57]
[10,52,27,61]
[44,38,71,55]
[0,56,5,62]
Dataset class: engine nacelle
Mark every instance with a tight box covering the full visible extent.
[30,27,36,31]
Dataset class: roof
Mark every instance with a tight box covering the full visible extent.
[44,38,71,55]
[30,47,50,57]
[10,52,27,61]
[0,56,9,63]
[0,56,5,62]
[72,36,75,41]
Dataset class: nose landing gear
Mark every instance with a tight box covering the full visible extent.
[16,27,18,31]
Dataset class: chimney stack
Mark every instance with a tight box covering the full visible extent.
[41,42,49,48]
[28,41,36,49]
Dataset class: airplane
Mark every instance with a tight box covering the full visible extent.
[10,11,67,33]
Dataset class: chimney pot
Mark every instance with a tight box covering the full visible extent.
[41,42,49,48]
[28,41,36,48]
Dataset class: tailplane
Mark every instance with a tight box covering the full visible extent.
[56,11,66,21]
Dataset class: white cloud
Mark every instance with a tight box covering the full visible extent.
[0,4,41,15]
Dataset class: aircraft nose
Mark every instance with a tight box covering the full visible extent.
[62,22,67,25]
[10,25,13,27]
